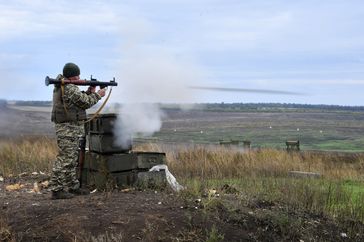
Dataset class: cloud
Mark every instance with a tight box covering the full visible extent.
[0,0,364,105]
[0,1,120,41]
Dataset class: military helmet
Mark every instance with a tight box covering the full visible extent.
[63,62,80,78]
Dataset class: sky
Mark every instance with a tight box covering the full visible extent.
[0,0,364,105]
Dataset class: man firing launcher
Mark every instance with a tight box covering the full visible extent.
[49,62,107,199]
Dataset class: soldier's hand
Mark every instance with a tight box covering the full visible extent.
[97,88,106,97]
[87,86,96,94]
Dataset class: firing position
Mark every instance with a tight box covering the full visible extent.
[49,63,106,199]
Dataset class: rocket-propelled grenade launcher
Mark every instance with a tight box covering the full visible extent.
[45,76,118,89]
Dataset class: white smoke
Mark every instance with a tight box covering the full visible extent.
[109,19,207,147]
[116,51,204,103]
[114,103,165,148]
[111,53,205,147]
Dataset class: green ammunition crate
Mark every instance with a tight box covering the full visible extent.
[82,151,167,189]
[88,134,132,154]
[82,170,166,190]
[83,151,166,172]
[136,171,167,189]
[87,113,117,134]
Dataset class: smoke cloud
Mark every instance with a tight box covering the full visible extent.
[111,53,206,146]
[114,103,164,148]
[110,19,207,146]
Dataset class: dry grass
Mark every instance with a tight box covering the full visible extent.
[1,137,363,182]
[0,136,57,176]
[135,143,364,221]
[135,143,364,181]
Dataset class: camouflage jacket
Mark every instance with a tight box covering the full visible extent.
[51,75,101,123]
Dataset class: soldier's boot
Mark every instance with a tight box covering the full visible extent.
[51,190,75,200]
[69,188,90,195]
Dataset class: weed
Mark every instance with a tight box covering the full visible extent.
[0,214,14,242]
[206,225,224,242]
[174,228,203,242]
[76,231,124,242]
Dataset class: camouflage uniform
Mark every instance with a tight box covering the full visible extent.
[50,80,101,192]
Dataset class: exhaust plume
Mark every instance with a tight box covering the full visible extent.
[114,103,164,148]
[111,53,205,147]
[110,22,206,146]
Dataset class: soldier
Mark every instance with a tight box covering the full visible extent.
[50,63,106,199]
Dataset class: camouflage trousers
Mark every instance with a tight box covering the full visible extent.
[50,122,85,192]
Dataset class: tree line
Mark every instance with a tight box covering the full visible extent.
[195,102,364,112]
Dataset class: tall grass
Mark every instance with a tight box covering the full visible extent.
[2,138,362,180]
[136,143,364,180]
[0,136,57,176]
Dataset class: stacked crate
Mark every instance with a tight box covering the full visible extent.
[82,114,166,189]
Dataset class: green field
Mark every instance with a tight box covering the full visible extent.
[142,105,364,152]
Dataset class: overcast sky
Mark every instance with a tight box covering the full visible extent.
[1,0,363,105]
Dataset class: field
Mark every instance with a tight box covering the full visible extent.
[3,103,364,152]
[156,108,364,152]
[1,103,364,241]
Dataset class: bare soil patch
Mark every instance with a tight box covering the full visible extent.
[1,175,244,242]
[1,175,363,242]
